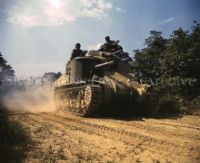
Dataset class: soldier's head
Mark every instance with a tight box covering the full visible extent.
[75,43,81,49]
[105,36,110,43]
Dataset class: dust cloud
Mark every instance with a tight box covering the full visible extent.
[2,84,56,113]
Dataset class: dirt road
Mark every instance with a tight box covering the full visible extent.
[10,111,200,163]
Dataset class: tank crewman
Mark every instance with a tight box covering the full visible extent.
[99,36,123,52]
[99,36,115,52]
[105,36,115,45]
[70,43,84,60]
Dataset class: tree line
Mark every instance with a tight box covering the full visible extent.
[133,21,200,113]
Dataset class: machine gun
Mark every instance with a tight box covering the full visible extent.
[93,50,123,69]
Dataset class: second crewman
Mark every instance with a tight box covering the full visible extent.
[70,43,84,60]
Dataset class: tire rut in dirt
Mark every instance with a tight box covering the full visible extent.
[33,113,199,160]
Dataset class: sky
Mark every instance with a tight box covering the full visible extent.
[0,0,200,77]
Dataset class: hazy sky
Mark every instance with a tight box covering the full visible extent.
[0,0,200,77]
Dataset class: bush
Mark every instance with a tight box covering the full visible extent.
[158,95,180,114]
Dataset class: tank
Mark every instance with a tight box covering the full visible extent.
[54,48,158,117]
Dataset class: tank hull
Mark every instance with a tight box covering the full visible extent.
[54,80,158,117]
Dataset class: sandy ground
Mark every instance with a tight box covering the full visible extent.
[9,111,200,163]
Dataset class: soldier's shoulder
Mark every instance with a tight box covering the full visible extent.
[71,49,76,54]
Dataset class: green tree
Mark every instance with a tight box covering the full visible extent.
[0,52,15,83]
[133,22,200,113]
[0,52,7,67]
[186,21,200,96]
[133,31,167,82]
[161,28,190,78]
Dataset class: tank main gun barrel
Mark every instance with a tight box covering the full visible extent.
[94,60,115,69]
[106,50,122,57]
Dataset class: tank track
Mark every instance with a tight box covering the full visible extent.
[54,83,103,117]
[54,80,159,116]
